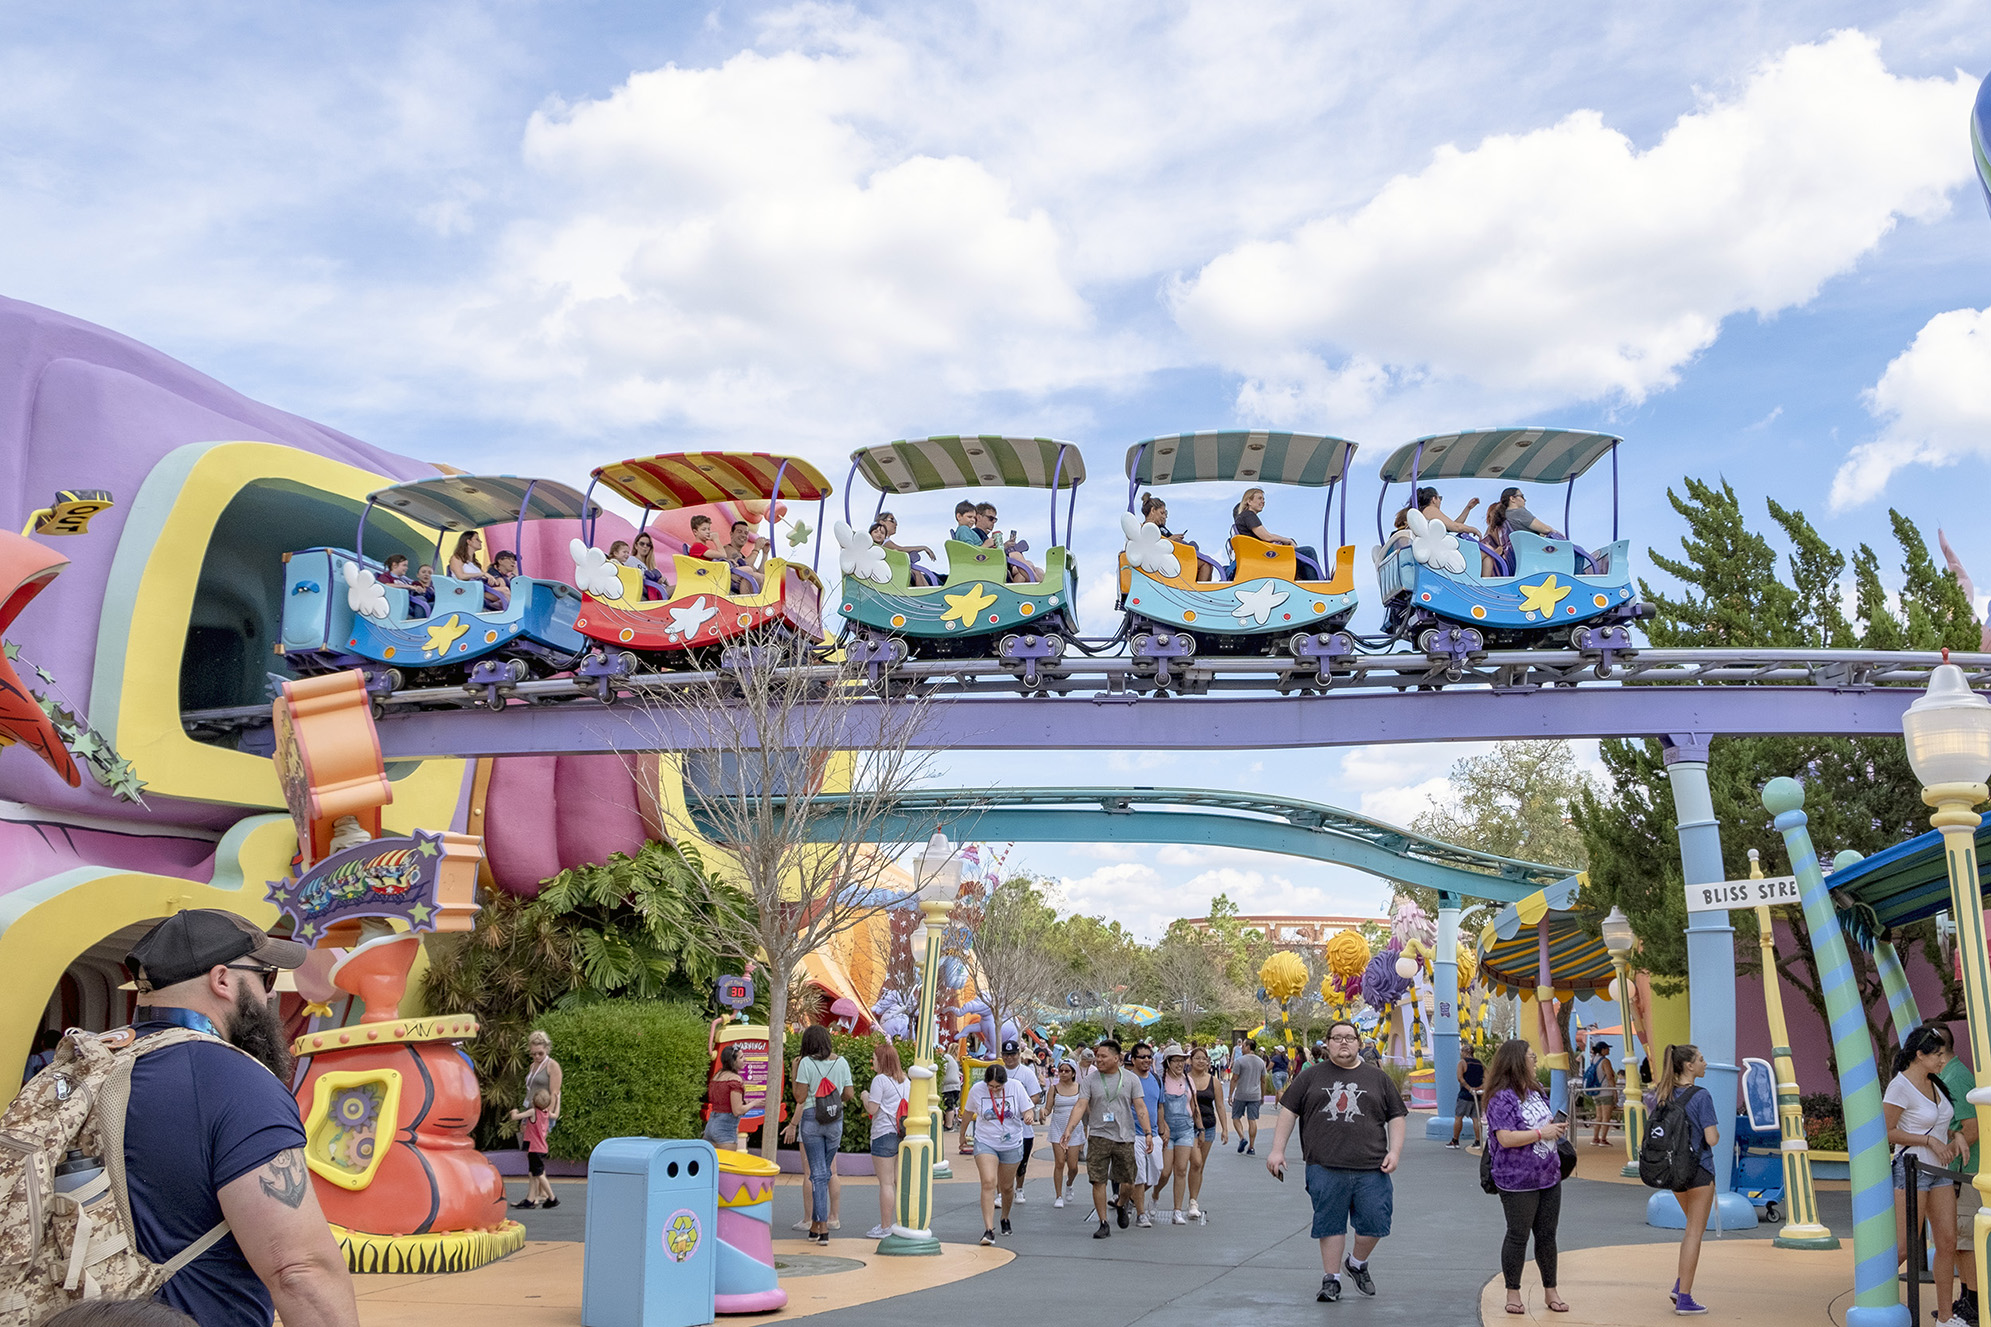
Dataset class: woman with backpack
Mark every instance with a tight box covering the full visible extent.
[863,1042,911,1240]
[782,1025,855,1246]
[1484,1038,1570,1315]
[1886,1024,1963,1321]
[1648,1043,1720,1315]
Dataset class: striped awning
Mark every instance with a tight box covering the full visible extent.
[1819,820,1991,932]
[850,436,1085,493]
[1126,431,1357,487]
[591,452,833,511]
[365,476,599,531]
[1377,429,1621,484]
[1475,874,1615,998]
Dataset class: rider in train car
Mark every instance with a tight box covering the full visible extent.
[1231,487,1324,581]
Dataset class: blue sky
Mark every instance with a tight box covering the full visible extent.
[5,2,1989,936]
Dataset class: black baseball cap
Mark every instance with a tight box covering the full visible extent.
[127,910,307,992]
[1001,1040,1020,1055]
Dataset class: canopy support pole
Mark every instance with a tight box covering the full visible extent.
[1048,446,1067,546]
[513,479,537,576]
[355,498,377,567]
[1425,893,1462,1140]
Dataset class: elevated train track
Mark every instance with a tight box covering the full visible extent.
[181,645,1991,757]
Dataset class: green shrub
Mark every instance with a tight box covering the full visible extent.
[536,1000,712,1161]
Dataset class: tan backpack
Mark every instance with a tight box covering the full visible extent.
[0,1027,234,1327]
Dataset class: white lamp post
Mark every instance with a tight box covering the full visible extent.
[880,831,961,1254]
[1599,905,1643,1178]
[1903,665,1991,1300]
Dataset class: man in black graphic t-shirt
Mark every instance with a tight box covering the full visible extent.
[1267,1018,1405,1304]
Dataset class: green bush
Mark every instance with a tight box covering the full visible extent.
[536,1000,712,1162]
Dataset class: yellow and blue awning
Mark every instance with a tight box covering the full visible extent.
[1377,429,1621,485]
[1476,874,1615,998]
[1126,431,1357,488]
[366,475,598,531]
[851,436,1085,493]
[592,452,833,511]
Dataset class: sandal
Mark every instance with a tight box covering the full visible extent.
[1505,1300,1526,1315]
[1545,1295,1570,1313]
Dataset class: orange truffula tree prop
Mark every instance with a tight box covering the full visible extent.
[269,670,522,1273]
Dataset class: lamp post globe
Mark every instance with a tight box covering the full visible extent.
[1599,905,1634,957]
[1901,663,1991,790]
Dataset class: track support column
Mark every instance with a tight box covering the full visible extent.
[1648,734,1757,1231]
[1426,892,1462,1139]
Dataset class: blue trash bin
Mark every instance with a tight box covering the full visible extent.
[583,1138,719,1327]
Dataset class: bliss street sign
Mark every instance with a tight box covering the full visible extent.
[1683,874,1800,915]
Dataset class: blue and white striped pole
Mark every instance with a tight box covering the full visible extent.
[1764,777,1903,1327]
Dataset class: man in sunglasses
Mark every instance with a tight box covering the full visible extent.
[121,909,358,1327]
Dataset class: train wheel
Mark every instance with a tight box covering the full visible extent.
[1416,628,1441,653]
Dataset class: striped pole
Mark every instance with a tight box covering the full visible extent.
[1924,781,1991,1320]
[1764,777,1903,1325]
[1748,849,1838,1249]
[879,897,951,1256]
[1873,938,1922,1043]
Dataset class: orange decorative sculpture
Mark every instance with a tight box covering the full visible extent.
[271,669,523,1273]
[0,531,80,787]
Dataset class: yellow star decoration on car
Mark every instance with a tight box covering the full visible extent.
[1517,576,1572,616]
[940,583,998,627]
[423,616,470,654]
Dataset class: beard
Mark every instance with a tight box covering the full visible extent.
[228,983,294,1080]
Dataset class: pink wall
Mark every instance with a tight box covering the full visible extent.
[1734,918,1966,1094]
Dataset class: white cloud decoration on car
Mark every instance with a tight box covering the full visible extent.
[834,521,893,584]
[1120,512,1182,578]
[1406,509,1466,574]
[343,562,392,620]
[570,539,627,598]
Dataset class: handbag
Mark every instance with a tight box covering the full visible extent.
[1557,1130,1579,1180]
[1479,1136,1498,1195]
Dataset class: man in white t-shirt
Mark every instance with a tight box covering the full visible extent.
[1001,1041,1044,1201]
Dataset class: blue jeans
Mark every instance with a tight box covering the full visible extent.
[799,1116,840,1223]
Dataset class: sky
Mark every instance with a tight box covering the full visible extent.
[4,2,1989,937]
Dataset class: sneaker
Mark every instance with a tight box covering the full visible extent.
[827,1220,840,1231]
[1670,1280,1679,1306]
[1171,1210,1186,1225]
[1674,1292,1708,1315]
[1094,1221,1111,1239]
[1117,1202,1130,1229]
[542,1197,560,1209]
[1245,1146,1255,1156]
[1318,1276,1342,1303]
[1445,1140,1460,1150]
[1014,1192,1026,1204]
[814,1231,830,1246]
[1343,1257,1375,1297]
[1000,1218,1012,1236]
[980,1228,995,1246]
[1237,1138,1248,1154]
[864,1224,887,1239]
[1137,1212,1153,1228]
[511,1199,538,1209]
[1054,1195,1066,1208]
[792,1218,811,1231]
[1186,1200,1202,1223]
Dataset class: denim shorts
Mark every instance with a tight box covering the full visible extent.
[871,1134,901,1159]
[1896,1153,1958,1192]
[975,1140,1024,1165]
[1231,1099,1262,1121]
[1305,1164,1394,1239]
[1196,1125,1217,1143]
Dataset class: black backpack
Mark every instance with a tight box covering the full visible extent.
[1638,1086,1705,1191]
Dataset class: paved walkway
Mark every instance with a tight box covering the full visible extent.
[482,1126,1860,1327]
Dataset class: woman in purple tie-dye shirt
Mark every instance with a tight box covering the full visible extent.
[1484,1039,1569,1315]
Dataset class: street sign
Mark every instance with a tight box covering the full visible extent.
[1683,874,1800,914]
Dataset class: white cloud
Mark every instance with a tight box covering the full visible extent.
[1831,306,1991,509]
[1359,776,1454,829]
[1054,857,1391,941]
[1171,31,1977,424]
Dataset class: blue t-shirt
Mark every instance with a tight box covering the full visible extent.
[1134,1069,1162,1137]
[124,1025,308,1327]
[1680,1085,1718,1172]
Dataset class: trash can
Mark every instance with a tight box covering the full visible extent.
[713,1148,786,1314]
[583,1138,718,1327]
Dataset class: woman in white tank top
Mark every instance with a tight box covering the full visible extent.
[1046,1061,1086,1207]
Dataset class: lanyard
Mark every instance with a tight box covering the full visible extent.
[138,1008,220,1038]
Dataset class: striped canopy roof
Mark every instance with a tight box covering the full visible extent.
[1377,428,1621,484]
[590,452,833,511]
[365,475,598,532]
[1125,431,1357,487]
[1819,820,1991,933]
[1474,875,1616,998]
[850,436,1085,493]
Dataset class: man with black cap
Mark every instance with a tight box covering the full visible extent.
[123,909,358,1327]
[1001,1040,1043,1201]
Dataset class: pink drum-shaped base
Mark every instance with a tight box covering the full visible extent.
[716,1288,789,1314]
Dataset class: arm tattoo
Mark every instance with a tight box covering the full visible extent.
[258,1149,310,1209]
